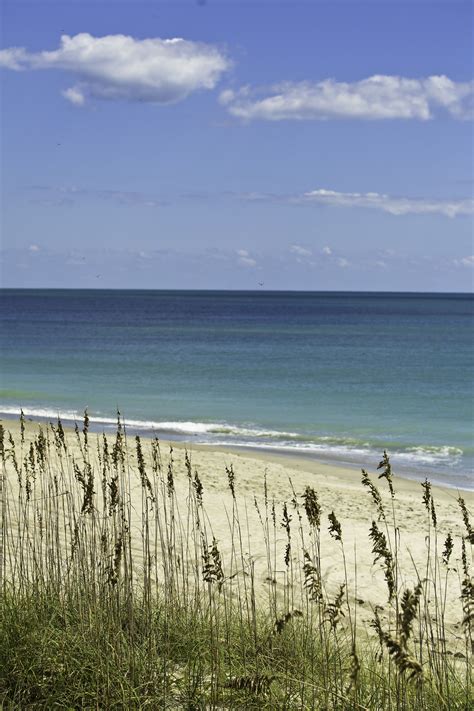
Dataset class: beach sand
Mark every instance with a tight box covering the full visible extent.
[2,415,472,651]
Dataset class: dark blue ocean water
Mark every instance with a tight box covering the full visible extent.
[1,289,473,489]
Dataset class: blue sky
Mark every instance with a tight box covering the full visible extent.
[1,0,473,291]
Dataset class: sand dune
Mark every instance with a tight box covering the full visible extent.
[2,416,472,653]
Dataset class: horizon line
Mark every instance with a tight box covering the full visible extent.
[1,287,473,296]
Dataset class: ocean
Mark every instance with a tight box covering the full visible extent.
[1,289,472,489]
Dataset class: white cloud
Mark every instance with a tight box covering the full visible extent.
[0,47,28,70]
[290,244,312,257]
[238,256,257,267]
[219,88,237,105]
[236,249,256,267]
[0,33,230,105]
[301,188,473,218]
[222,75,473,121]
[337,257,350,268]
[321,246,332,255]
[236,188,472,218]
[62,86,85,106]
[28,244,40,252]
[453,255,474,267]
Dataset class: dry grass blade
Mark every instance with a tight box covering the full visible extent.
[325,583,346,629]
[328,510,342,542]
[302,485,321,529]
[377,450,395,498]
[458,497,474,544]
[369,520,395,600]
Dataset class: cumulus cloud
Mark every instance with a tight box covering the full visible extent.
[0,33,230,105]
[321,246,332,255]
[28,244,40,252]
[0,47,28,70]
[221,75,473,121]
[290,244,312,257]
[336,257,350,268]
[300,188,473,218]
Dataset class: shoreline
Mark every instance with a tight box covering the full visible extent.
[1,411,470,502]
[1,410,472,493]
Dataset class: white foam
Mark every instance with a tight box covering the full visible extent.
[0,406,299,439]
[212,440,372,459]
[396,446,464,466]
[0,406,466,471]
[1,405,83,421]
[208,440,466,471]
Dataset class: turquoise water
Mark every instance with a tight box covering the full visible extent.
[1,289,473,489]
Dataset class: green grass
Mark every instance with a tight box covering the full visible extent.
[0,412,472,709]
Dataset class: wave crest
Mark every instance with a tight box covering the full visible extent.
[0,405,466,476]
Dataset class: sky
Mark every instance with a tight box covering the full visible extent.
[1,0,473,291]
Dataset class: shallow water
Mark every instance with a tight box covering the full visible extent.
[1,289,473,489]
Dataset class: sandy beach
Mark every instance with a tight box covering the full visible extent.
[3,415,472,649]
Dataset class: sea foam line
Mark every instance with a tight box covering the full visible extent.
[0,406,300,439]
[0,405,464,467]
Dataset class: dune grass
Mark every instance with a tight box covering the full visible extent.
[0,411,472,709]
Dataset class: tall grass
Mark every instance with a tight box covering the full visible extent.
[0,412,472,709]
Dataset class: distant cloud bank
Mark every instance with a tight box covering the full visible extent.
[299,189,473,217]
[0,33,230,105]
[26,183,473,219]
[237,187,473,218]
[220,75,473,121]
[453,255,474,268]
[299,189,474,217]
